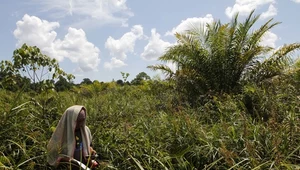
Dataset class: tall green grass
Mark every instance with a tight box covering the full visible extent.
[0,80,299,169]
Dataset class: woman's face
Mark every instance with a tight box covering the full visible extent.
[76,109,86,129]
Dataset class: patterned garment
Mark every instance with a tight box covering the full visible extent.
[74,129,84,162]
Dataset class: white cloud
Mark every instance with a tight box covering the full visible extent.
[56,28,101,72]
[165,14,214,36]
[225,0,276,19]
[14,14,100,72]
[32,0,133,26]
[104,57,127,70]
[141,29,173,61]
[261,4,277,19]
[292,0,300,3]
[260,31,278,48]
[14,14,60,58]
[104,25,143,69]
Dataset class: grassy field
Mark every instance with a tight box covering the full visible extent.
[0,78,299,170]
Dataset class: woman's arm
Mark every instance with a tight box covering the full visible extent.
[89,146,97,155]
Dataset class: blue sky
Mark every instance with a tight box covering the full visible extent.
[0,0,300,83]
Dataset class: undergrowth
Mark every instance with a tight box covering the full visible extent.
[0,81,300,169]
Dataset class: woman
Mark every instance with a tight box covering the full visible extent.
[47,105,97,169]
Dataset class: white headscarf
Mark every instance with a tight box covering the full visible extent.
[47,105,92,166]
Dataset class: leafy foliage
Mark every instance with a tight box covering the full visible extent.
[81,78,93,85]
[131,72,151,85]
[121,72,130,84]
[0,76,299,169]
[0,43,74,92]
[148,10,300,106]
[54,76,73,92]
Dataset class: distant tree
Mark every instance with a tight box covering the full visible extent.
[55,75,73,91]
[81,78,93,85]
[121,72,130,83]
[131,72,151,85]
[116,79,124,86]
[0,70,30,91]
[0,43,74,91]
[93,80,100,84]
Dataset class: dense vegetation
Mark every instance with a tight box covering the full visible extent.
[1,11,300,169]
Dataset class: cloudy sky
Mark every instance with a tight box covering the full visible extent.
[0,0,300,83]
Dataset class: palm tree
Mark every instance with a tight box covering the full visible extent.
[243,43,300,84]
[148,10,300,104]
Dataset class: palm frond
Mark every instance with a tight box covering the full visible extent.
[249,19,281,48]
[271,43,300,58]
[147,64,175,79]
[244,43,300,83]
[234,10,260,53]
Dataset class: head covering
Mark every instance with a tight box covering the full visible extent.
[47,105,92,166]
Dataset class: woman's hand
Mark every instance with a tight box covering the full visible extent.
[89,147,97,155]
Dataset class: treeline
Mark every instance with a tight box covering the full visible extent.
[0,43,151,92]
[0,71,151,92]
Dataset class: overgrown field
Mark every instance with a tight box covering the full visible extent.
[0,79,299,170]
[1,11,300,170]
